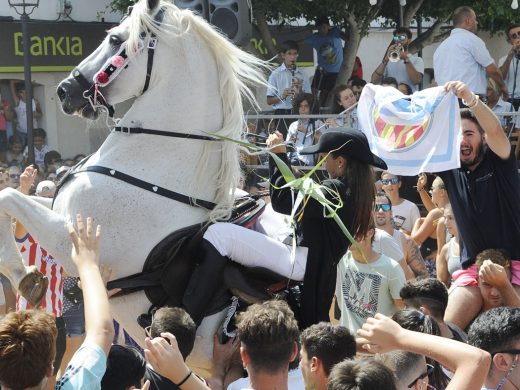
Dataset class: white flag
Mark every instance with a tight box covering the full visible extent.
[357,84,461,176]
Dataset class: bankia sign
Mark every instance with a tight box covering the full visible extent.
[0,20,115,72]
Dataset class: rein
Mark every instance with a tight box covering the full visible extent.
[61,8,223,211]
[113,126,220,141]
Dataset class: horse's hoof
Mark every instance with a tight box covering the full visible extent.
[18,267,48,307]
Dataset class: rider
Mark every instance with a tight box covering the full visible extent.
[182,128,387,327]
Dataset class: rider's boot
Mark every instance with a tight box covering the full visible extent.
[0,215,48,306]
[182,239,228,325]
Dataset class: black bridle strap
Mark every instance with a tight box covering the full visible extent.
[72,68,92,90]
[71,68,116,117]
[113,126,220,141]
[70,165,217,210]
[142,7,165,94]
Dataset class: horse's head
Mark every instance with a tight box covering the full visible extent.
[57,0,161,119]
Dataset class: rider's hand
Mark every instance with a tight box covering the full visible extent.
[267,131,287,154]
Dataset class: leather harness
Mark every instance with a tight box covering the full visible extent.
[58,7,222,211]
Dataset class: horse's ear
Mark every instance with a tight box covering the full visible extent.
[147,0,160,11]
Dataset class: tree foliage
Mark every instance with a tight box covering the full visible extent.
[110,0,520,106]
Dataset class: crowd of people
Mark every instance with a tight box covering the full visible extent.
[0,4,520,390]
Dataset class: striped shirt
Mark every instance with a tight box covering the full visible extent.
[16,233,64,317]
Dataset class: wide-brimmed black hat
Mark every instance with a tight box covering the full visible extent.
[300,128,388,170]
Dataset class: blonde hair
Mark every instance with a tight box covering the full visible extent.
[124,0,270,221]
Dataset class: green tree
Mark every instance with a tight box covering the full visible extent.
[110,0,519,103]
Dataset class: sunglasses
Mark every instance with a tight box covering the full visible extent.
[9,174,20,179]
[381,177,399,185]
[374,203,392,212]
[510,32,520,40]
[393,34,407,42]
[408,364,434,388]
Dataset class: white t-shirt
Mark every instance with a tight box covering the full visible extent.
[227,367,305,390]
[372,228,404,263]
[14,99,38,134]
[434,28,494,95]
[336,251,406,334]
[391,199,420,233]
[286,119,324,166]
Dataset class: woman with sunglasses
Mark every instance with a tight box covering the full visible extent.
[370,27,424,92]
[381,171,420,235]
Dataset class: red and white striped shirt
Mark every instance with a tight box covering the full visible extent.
[16,233,64,317]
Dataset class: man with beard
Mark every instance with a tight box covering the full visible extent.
[440,81,520,330]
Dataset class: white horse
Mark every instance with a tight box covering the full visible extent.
[0,0,266,375]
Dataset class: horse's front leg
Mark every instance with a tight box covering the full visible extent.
[0,188,71,305]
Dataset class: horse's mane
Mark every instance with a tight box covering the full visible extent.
[126,0,269,221]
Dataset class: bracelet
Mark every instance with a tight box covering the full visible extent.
[462,94,479,108]
[176,371,192,387]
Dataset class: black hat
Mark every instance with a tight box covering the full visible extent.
[300,128,388,170]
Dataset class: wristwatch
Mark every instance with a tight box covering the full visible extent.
[403,59,410,64]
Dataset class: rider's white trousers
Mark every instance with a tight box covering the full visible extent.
[204,222,308,281]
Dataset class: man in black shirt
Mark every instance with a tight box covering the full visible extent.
[439,81,520,330]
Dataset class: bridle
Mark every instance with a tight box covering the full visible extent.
[57,6,222,211]
[71,7,165,118]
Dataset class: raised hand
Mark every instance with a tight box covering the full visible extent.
[479,259,510,288]
[19,165,38,195]
[417,173,427,191]
[68,214,101,269]
[145,333,190,383]
[444,81,474,103]
[356,313,405,353]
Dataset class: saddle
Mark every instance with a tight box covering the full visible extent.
[107,195,300,322]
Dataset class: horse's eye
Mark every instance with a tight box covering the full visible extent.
[109,35,123,47]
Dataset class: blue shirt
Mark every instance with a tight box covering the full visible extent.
[433,28,494,95]
[304,27,343,73]
[490,98,518,127]
[439,149,520,267]
[55,343,107,390]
